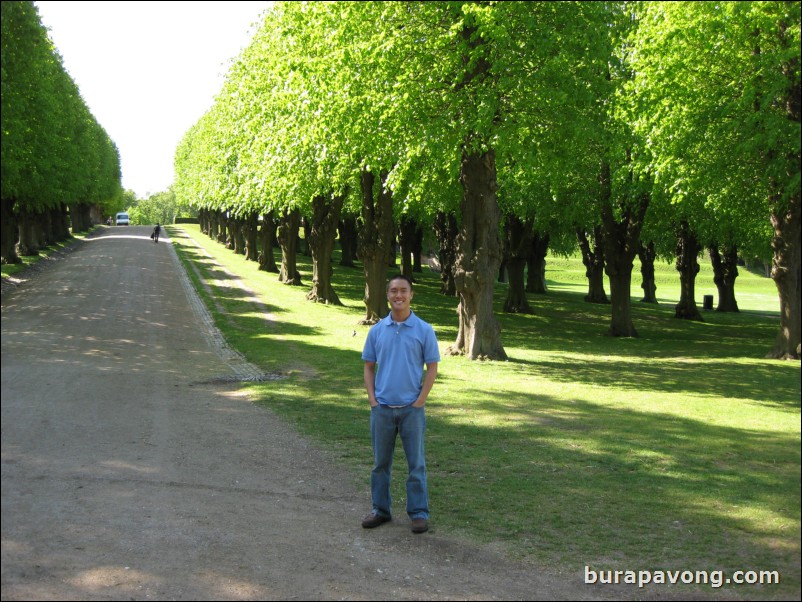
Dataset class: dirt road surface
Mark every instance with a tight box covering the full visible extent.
[2,227,620,601]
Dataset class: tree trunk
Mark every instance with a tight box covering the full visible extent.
[306,194,344,305]
[388,234,398,268]
[18,209,41,256]
[357,170,394,324]
[49,206,66,243]
[338,216,357,267]
[637,240,658,303]
[447,148,507,360]
[674,220,703,321]
[41,209,55,246]
[89,204,104,227]
[433,211,458,296]
[231,217,245,255]
[708,243,740,312]
[600,163,649,338]
[760,21,800,359]
[67,204,79,232]
[502,215,534,314]
[768,190,801,359]
[258,212,279,273]
[526,232,549,294]
[497,260,507,283]
[413,225,424,273]
[1,198,21,264]
[278,208,302,285]
[72,203,92,233]
[68,204,81,232]
[51,205,70,242]
[217,212,229,246]
[244,213,259,262]
[577,225,609,304]
[209,211,219,242]
[35,214,47,249]
[44,207,56,244]
[399,215,418,280]
[301,218,312,256]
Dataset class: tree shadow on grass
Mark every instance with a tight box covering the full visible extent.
[501,355,799,412]
[424,388,800,592]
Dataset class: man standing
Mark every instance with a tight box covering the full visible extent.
[361,274,440,534]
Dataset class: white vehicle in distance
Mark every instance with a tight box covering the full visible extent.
[115,212,130,226]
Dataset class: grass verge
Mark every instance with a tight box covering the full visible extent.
[169,224,799,599]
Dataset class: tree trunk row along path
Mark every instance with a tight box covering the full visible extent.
[2,227,623,601]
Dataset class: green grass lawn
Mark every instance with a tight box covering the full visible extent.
[170,224,798,599]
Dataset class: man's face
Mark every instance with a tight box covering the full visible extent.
[387,278,413,313]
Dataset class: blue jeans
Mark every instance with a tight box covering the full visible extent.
[370,404,429,519]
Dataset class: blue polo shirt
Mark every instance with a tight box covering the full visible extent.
[362,311,440,407]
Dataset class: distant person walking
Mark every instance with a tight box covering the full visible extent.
[151,223,161,243]
[361,274,440,534]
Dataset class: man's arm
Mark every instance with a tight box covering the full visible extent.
[364,361,378,407]
[412,362,438,407]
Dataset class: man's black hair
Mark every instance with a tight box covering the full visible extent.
[387,274,413,291]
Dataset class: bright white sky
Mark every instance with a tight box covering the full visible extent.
[35,1,271,199]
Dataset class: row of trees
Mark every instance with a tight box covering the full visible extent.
[122,187,197,226]
[1,1,122,264]
[174,1,799,360]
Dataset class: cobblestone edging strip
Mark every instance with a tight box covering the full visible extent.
[166,235,282,383]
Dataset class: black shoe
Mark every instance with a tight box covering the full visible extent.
[362,512,391,528]
[411,518,429,533]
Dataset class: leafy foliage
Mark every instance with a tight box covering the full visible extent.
[629,1,800,253]
[1,1,122,210]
